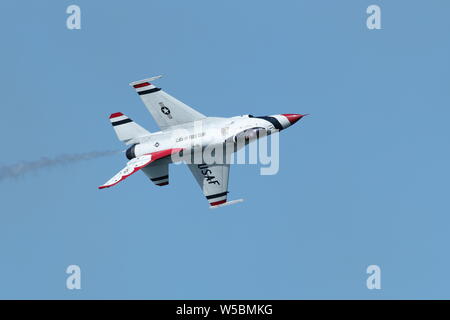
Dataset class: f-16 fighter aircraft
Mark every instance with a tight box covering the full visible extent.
[99,75,306,208]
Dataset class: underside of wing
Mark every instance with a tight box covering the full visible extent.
[187,163,230,207]
[130,76,206,130]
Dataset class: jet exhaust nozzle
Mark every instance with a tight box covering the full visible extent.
[125,144,137,160]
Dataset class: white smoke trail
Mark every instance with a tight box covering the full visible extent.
[0,150,120,181]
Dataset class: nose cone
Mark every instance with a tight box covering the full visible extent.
[282,114,306,125]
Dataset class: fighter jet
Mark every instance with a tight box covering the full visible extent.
[99,75,306,208]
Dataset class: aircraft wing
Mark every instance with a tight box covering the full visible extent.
[130,76,206,130]
[187,163,230,207]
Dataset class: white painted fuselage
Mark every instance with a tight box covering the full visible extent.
[100,75,306,207]
[127,114,301,161]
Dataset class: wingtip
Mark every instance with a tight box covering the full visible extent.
[209,199,244,209]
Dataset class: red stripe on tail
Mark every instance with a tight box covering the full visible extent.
[109,112,124,119]
[133,82,150,88]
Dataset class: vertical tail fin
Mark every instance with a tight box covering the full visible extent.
[109,112,151,144]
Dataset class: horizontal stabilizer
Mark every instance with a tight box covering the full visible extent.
[98,148,182,189]
[141,161,170,186]
[98,154,153,189]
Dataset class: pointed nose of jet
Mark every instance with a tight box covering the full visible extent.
[283,114,305,124]
[282,114,305,125]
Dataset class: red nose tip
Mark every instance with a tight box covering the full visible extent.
[282,114,306,125]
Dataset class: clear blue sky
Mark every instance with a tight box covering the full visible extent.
[0,0,449,299]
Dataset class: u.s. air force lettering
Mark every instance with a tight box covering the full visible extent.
[198,164,220,185]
